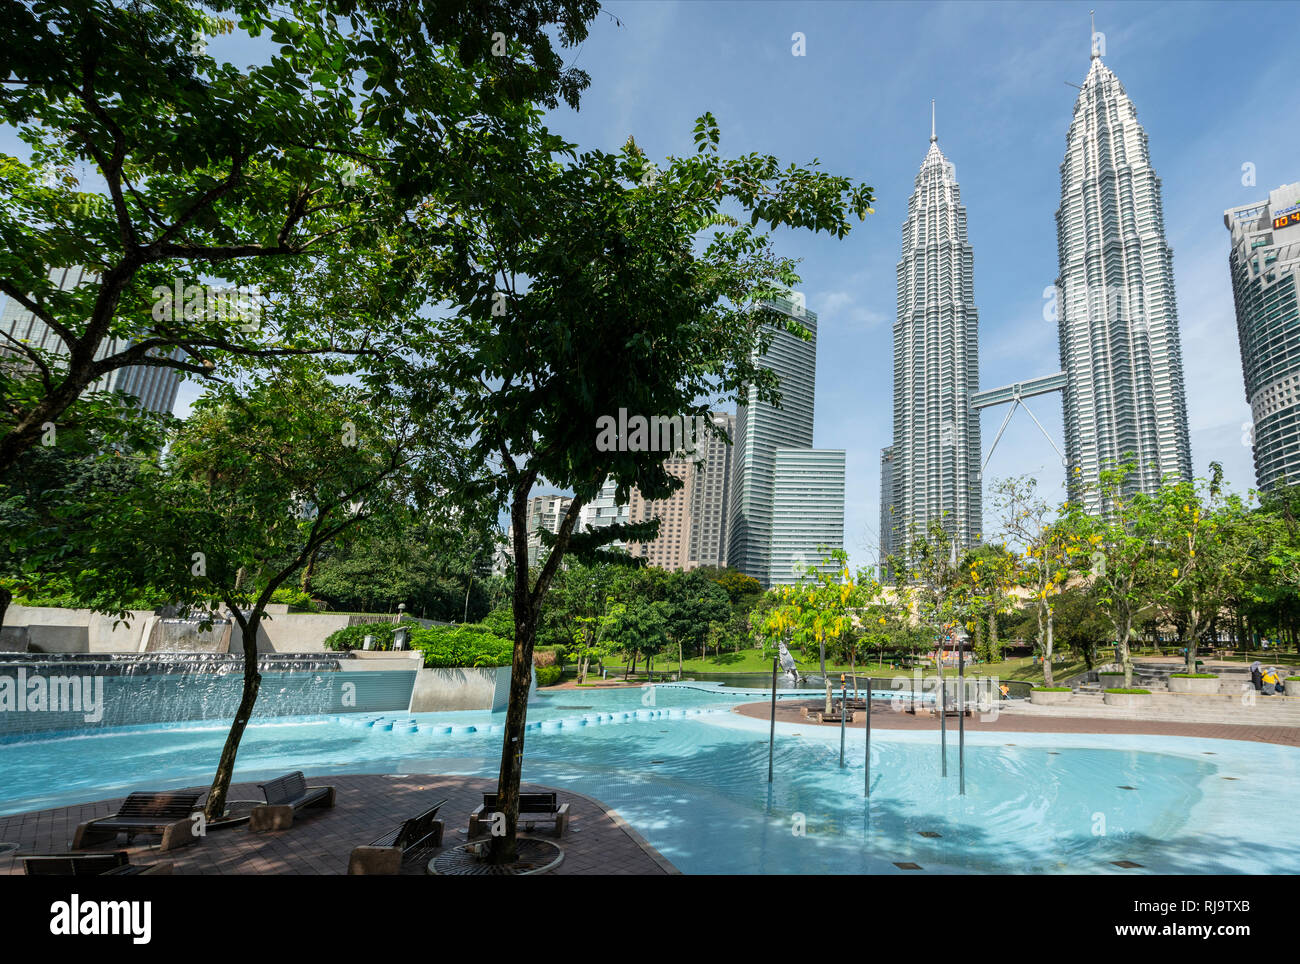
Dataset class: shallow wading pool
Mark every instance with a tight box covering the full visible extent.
[1,682,1295,874]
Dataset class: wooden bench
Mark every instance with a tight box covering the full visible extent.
[347,799,448,874]
[249,771,336,832]
[469,792,569,839]
[23,851,173,876]
[71,791,204,852]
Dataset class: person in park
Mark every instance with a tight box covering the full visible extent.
[1251,661,1263,692]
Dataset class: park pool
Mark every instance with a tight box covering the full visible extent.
[1,682,1296,874]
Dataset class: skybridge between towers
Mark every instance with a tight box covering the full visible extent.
[969,371,1067,481]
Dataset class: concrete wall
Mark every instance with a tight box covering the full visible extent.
[408,665,534,712]
[229,613,353,653]
[5,605,355,654]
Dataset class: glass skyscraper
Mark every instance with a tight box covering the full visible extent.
[1225,182,1300,491]
[726,297,844,587]
[1055,47,1192,510]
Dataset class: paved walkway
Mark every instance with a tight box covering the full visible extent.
[0,774,675,876]
[732,699,1300,747]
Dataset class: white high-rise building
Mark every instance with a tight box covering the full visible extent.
[886,109,982,560]
[1055,46,1192,510]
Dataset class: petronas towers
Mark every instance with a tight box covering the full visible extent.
[881,108,982,565]
[1056,48,1192,510]
[882,36,1191,565]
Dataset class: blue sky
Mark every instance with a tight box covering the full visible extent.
[529,0,1300,566]
[6,1,1297,571]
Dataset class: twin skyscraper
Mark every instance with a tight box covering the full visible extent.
[881,38,1193,566]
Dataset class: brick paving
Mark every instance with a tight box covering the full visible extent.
[0,774,675,876]
[732,699,1300,747]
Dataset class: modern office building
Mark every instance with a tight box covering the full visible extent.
[725,297,816,584]
[0,266,182,416]
[725,297,846,587]
[885,113,982,561]
[524,493,573,567]
[1225,182,1300,491]
[1055,47,1192,511]
[768,447,846,586]
[686,412,735,569]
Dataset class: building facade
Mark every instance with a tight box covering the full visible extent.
[878,444,895,575]
[0,266,182,416]
[1226,182,1300,491]
[886,121,982,560]
[768,447,846,586]
[524,493,573,568]
[686,411,735,568]
[1055,50,1192,511]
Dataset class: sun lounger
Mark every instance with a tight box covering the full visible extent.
[71,790,204,852]
[23,851,173,875]
[469,791,569,839]
[249,771,336,832]
[347,798,448,874]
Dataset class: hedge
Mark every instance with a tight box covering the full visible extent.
[535,665,562,686]
[408,624,513,668]
[1169,672,1218,679]
[1105,688,1151,695]
[1034,687,1072,692]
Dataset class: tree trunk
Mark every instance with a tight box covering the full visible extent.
[205,613,262,820]
[850,650,858,699]
[487,597,538,864]
[989,610,999,663]
[1117,615,1134,687]
[678,641,683,681]
[300,548,318,595]
[1042,607,1055,688]
[0,583,10,631]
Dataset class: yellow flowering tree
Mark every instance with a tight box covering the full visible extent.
[992,476,1072,687]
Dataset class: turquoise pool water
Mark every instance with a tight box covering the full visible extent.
[3,682,1296,874]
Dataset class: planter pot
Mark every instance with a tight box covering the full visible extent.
[1104,691,1151,708]
[1098,673,1126,687]
[1031,690,1073,705]
[1168,675,1220,694]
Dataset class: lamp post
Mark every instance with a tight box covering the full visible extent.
[954,622,969,796]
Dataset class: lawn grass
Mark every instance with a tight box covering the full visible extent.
[586,648,1083,684]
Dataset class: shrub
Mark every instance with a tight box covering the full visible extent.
[480,605,514,639]
[535,665,562,686]
[1035,687,1072,692]
[408,623,513,668]
[1169,672,1218,678]
[322,619,418,652]
[270,587,320,611]
[1104,688,1151,695]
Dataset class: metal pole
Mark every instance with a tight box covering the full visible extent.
[938,635,947,778]
[864,674,872,797]
[768,657,777,783]
[839,678,847,768]
[958,634,966,796]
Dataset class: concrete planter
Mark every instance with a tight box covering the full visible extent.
[1098,673,1127,688]
[1030,690,1073,705]
[1168,675,1220,694]
[1103,691,1151,708]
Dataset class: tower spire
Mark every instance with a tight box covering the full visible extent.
[930,99,936,143]
[1090,10,1099,59]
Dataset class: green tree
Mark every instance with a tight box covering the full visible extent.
[383,112,873,862]
[43,363,429,819]
[0,0,599,474]
[1058,464,1159,687]
[992,476,1071,686]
